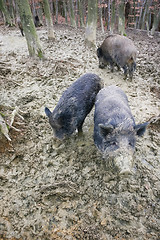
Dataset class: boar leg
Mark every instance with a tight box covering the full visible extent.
[129,62,136,80]
[123,65,128,79]
[110,63,116,72]
[116,64,121,71]
[77,121,84,137]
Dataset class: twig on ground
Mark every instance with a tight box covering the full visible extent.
[0,114,11,141]
[0,106,25,141]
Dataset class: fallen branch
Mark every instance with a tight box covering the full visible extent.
[10,125,21,132]
[148,114,160,124]
[0,106,25,141]
[0,114,11,141]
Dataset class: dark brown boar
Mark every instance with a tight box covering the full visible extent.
[97,34,137,80]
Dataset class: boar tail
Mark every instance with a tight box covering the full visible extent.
[128,56,134,64]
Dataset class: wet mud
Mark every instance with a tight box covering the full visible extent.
[0,25,160,239]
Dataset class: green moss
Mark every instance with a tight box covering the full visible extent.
[37,49,44,59]
[0,112,5,117]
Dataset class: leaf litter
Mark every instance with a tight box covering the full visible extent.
[0,25,160,239]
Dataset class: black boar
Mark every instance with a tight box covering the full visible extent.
[97,34,137,80]
[94,86,148,175]
[45,73,103,140]
[34,15,42,27]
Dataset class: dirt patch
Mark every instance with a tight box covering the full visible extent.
[0,25,160,239]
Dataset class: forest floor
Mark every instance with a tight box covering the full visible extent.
[0,25,160,240]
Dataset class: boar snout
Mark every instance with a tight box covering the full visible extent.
[114,153,133,175]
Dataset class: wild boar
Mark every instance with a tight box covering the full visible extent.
[94,86,148,175]
[45,73,103,140]
[97,34,137,80]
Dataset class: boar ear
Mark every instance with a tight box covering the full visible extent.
[99,123,114,137]
[45,107,51,117]
[134,122,149,137]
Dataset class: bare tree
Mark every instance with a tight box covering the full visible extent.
[16,0,44,59]
[85,0,98,47]
[63,0,68,24]
[42,0,55,39]
[141,0,152,30]
[99,0,104,33]
[8,0,15,24]
[69,0,76,27]
[125,0,131,28]
[0,0,13,25]
[37,0,44,24]
[151,8,160,35]
[78,0,84,27]
[118,0,125,35]
[107,0,111,31]
[110,0,116,33]
[55,0,58,24]
[137,0,146,29]
[31,0,36,16]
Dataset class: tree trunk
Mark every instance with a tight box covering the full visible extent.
[49,0,53,16]
[83,0,87,24]
[38,3,44,24]
[42,0,55,39]
[107,0,111,31]
[67,0,71,25]
[85,0,98,48]
[118,0,125,35]
[104,3,106,21]
[141,0,151,30]
[11,0,17,25]
[8,0,15,24]
[99,0,104,33]
[69,0,76,27]
[75,0,78,27]
[125,1,131,29]
[110,0,116,33]
[16,0,44,59]
[151,9,160,35]
[133,0,137,28]
[63,0,68,24]
[138,0,146,29]
[31,0,36,16]
[146,0,153,34]
[78,0,84,27]
[55,0,58,24]
[0,0,13,26]
[135,0,139,28]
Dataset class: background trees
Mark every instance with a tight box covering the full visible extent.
[0,0,159,34]
[42,0,55,39]
[0,0,13,26]
[85,0,98,47]
[118,0,126,35]
[16,0,44,59]
[1,0,159,34]
[0,0,159,56]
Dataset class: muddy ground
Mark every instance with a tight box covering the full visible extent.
[0,25,160,240]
